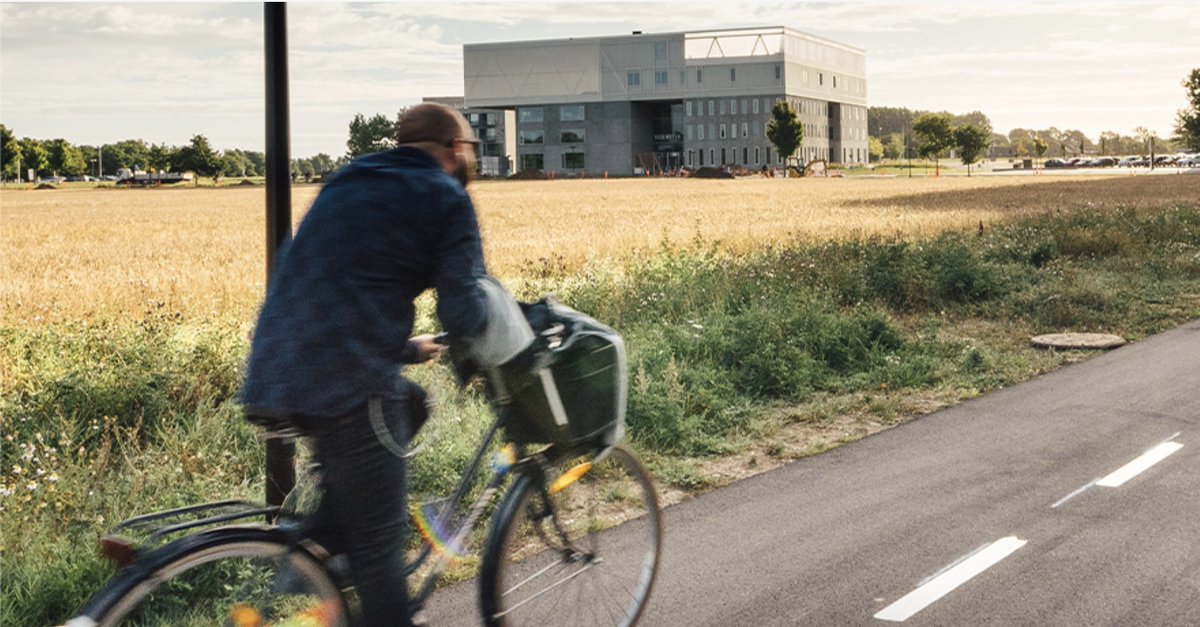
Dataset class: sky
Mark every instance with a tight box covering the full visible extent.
[2,1,1198,157]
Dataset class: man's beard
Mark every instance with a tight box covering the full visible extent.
[454,155,474,188]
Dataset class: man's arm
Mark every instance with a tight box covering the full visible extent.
[433,193,490,340]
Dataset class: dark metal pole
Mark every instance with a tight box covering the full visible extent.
[264,1,295,511]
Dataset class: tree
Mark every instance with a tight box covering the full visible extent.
[1033,136,1048,167]
[147,142,177,173]
[346,113,396,158]
[912,112,954,175]
[766,100,803,175]
[309,153,335,178]
[46,139,87,177]
[1,125,21,181]
[174,135,220,183]
[883,133,905,160]
[867,136,883,163]
[951,111,992,135]
[868,106,916,139]
[222,149,250,177]
[21,139,49,179]
[1173,68,1200,151]
[953,124,991,176]
[106,139,151,172]
[244,150,267,177]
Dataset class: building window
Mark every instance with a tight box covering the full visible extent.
[627,71,641,87]
[518,130,544,145]
[654,41,668,60]
[687,125,694,140]
[709,148,714,165]
[562,152,585,169]
[730,98,737,113]
[698,124,705,140]
[518,108,543,123]
[833,75,837,89]
[802,70,809,84]
[755,146,761,163]
[696,99,703,117]
[708,100,714,116]
[709,124,715,140]
[560,105,585,122]
[698,149,704,166]
[560,128,586,143]
[697,68,703,83]
[520,153,544,171]
[741,122,748,138]
[775,64,781,80]
[752,98,760,114]
[686,101,693,116]
[741,99,748,115]
[743,147,749,164]
[720,124,727,139]
[819,73,824,86]
[752,123,760,138]
[730,67,736,81]
[719,99,726,115]
[655,70,668,86]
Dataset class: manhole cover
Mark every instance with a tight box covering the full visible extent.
[1030,333,1127,350]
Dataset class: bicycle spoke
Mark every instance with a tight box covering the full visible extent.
[497,561,596,616]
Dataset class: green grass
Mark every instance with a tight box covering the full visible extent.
[4,203,1200,625]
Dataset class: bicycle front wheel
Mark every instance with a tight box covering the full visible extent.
[73,527,349,627]
[479,443,662,627]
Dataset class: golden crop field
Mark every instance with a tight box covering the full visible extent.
[3,175,1197,325]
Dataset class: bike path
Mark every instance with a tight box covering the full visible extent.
[428,318,1200,625]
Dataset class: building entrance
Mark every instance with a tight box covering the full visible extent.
[652,102,683,173]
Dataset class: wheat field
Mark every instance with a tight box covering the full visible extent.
[3,175,1196,324]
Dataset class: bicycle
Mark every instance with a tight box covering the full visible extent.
[65,300,662,627]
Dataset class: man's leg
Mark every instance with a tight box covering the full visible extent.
[307,398,413,627]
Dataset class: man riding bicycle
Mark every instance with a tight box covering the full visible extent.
[242,103,498,627]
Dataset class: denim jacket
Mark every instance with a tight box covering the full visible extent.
[241,147,489,419]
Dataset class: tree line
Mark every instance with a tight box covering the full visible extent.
[868,68,1200,163]
[0,105,408,183]
[0,126,346,183]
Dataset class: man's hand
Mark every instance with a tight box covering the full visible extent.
[409,334,446,363]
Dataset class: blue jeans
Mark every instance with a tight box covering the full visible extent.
[296,394,415,627]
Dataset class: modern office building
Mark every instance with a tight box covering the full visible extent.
[422,96,517,177]
[463,26,867,176]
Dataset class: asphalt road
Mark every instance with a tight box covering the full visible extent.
[427,318,1200,626]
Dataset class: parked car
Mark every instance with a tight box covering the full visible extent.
[1117,156,1138,167]
[1043,158,1066,168]
[1092,157,1117,167]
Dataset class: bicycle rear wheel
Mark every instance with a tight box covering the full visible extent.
[479,443,662,627]
[72,527,349,627]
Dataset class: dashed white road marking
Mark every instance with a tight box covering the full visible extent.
[874,536,1027,622]
[1052,432,1183,507]
[1095,440,1183,487]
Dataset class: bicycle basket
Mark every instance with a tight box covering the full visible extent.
[490,298,627,446]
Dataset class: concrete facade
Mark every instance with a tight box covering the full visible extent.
[463,27,867,175]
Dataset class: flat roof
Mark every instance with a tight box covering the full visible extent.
[464,25,865,56]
